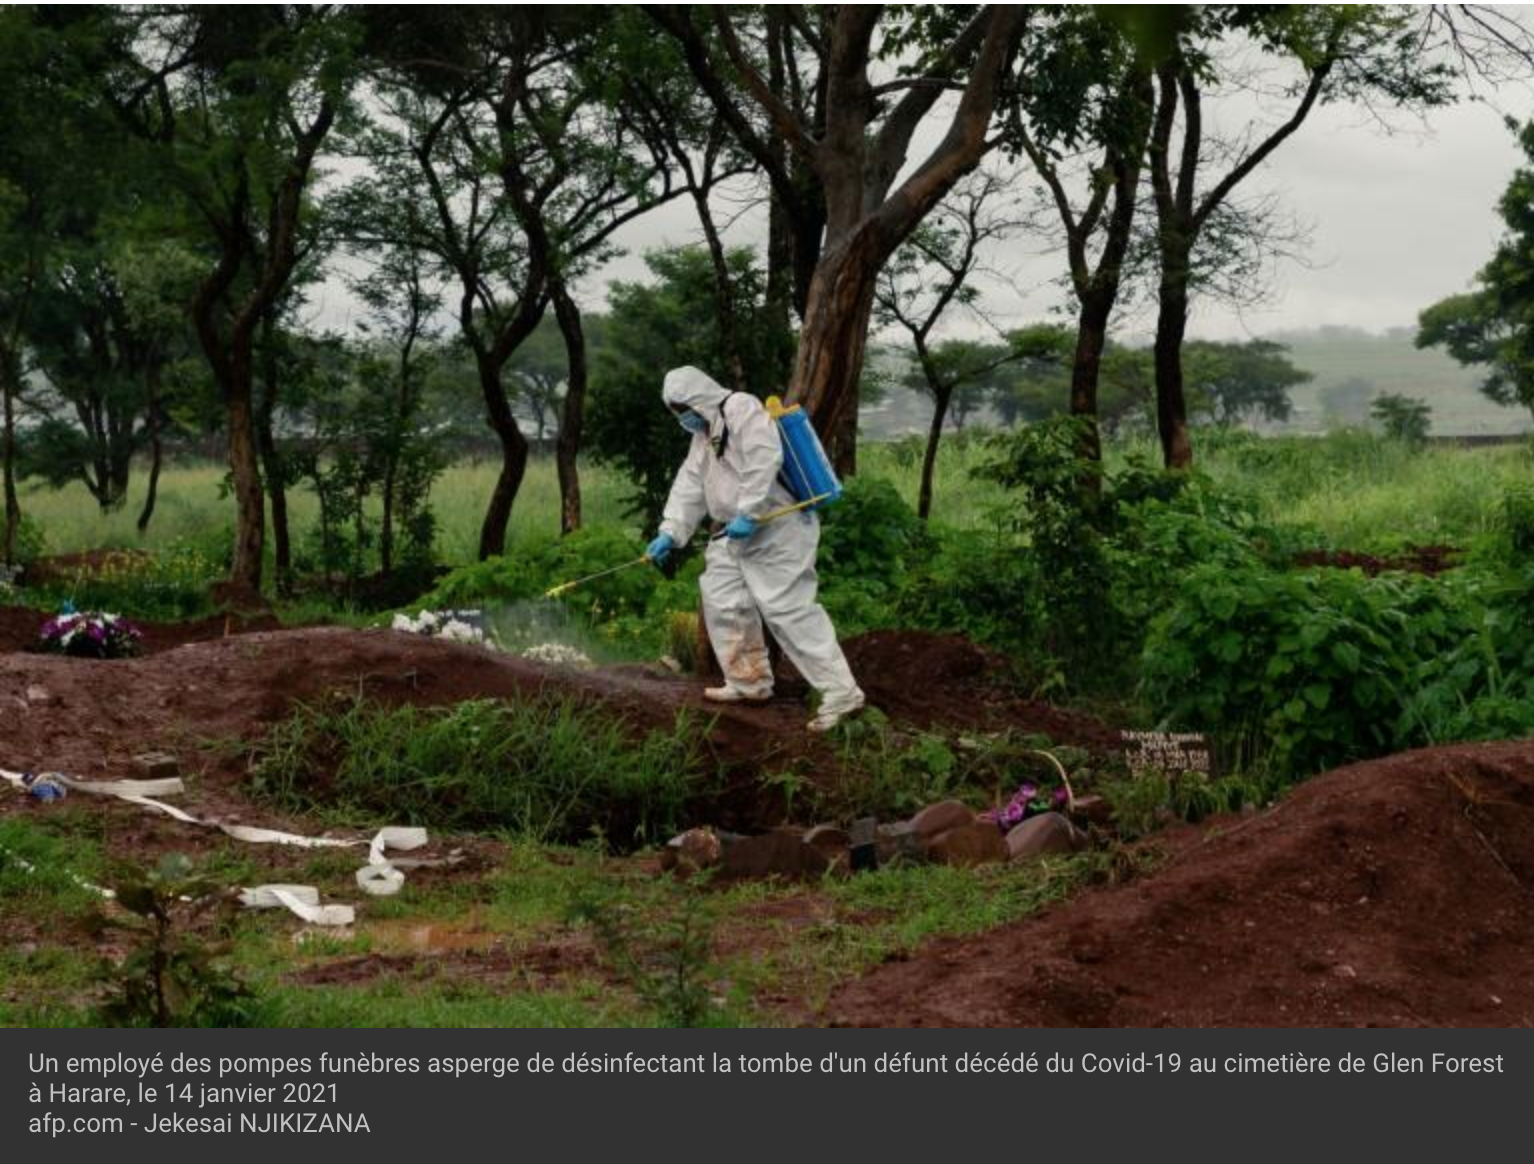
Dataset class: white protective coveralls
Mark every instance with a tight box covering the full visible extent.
[657,366,864,726]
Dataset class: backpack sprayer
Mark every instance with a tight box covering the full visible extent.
[543,395,841,600]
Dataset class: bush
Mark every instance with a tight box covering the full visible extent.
[431,526,672,619]
[817,477,924,632]
[896,526,1039,656]
[1403,565,1534,743]
[1142,563,1469,775]
[246,695,711,849]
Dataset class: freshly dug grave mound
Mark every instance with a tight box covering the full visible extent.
[826,740,1534,1027]
[843,630,1125,753]
[1,624,1122,840]
[0,604,280,655]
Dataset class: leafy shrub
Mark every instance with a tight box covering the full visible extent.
[976,417,1117,684]
[246,695,710,849]
[91,855,262,1028]
[896,526,1039,656]
[817,476,923,632]
[431,526,675,619]
[6,514,46,566]
[1370,392,1431,446]
[1142,563,1469,775]
[567,872,726,1027]
[1403,565,1534,743]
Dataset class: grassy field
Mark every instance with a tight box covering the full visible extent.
[15,429,1533,566]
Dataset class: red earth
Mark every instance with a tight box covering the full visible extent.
[825,739,1534,1027]
[7,607,1533,1027]
[0,616,1121,836]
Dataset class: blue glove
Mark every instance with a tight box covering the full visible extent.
[646,533,676,564]
[725,514,757,540]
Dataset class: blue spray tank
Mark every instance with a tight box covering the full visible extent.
[767,396,842,510]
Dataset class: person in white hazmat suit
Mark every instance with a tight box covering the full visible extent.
[646,366,866,732]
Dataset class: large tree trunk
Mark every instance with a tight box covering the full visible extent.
[476,353,529,560]
[1153,241,1194,470]
[224,350,266,598]
[786,228,886,476]
[1069,294,1113,466]
[256,321,290,587]
[552,284,585,535]
[137,366,163,534]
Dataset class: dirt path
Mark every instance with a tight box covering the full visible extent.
[825,740,1534,1027]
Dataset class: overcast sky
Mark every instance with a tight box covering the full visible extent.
[314,39,1534,347]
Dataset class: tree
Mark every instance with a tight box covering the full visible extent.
[1418,120,1534,420]
[1371,392,1431,445]
[651,6,1031,472]
[874,169,1033,519]
[1145,6,1455,469]
[1006,10,1155,463]
[358,8,685,551]
[1183,339,1309,426]
[106,6,361,596]
[586,247,783,530]
[0,10,94,562]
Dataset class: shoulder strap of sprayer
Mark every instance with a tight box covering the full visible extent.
[713,392,740,460]
[714,391,797,500]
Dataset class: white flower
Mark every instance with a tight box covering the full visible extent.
[521,642,592,667]
[438,620,483,644]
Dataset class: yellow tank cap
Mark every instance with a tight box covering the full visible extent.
[765,395,800,419]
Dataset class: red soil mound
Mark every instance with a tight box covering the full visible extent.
[1,624,1120,836]
[844,630,1124,752]
[826,740,1534,1027]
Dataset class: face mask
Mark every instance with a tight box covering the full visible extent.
[677,410,709,435]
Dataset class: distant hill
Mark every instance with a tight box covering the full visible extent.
[859,325,1533,441]
[1262,325,1530,437]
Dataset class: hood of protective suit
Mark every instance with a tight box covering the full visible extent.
[662,366,731,421]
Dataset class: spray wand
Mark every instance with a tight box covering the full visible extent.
[543,493,831,600]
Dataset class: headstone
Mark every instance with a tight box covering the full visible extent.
[1118,730,1213,776]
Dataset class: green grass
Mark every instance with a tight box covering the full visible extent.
[18,458,642,567]
[246,695,711,848]
[19,430,1532,577]
[1110,429,1534,553]
[8,432,1527,606]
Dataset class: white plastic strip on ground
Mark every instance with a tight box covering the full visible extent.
[3,766,428,924]
[237,884,356,927]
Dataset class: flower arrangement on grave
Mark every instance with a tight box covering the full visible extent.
[37,610,143,659]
